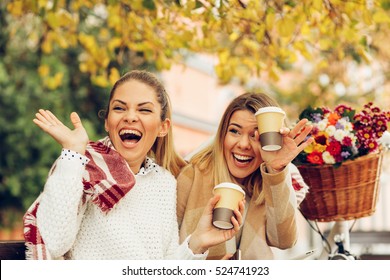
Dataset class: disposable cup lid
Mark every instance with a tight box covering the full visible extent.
[255,106,285,116]
[213,182,245,197]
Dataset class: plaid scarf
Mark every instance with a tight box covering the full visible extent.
[23,137,136,260]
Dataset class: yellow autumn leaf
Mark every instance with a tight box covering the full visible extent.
[242,38,259,52]
[46,12,60,29]
[108,38,122,52]
[53,72,64,86]
[268,66,280,81]
[357,47,372,63]
[7,1,23,16]
[229,32,239,42]
[218,50,230,64]
[373,10,390,23]
[79,62,88,73]
[265,12,275,30]
[312,0,323,10]
[316,60,329,70]
[156,54,170,70]
[319,38,332,50]
[255,25,265,43]
[92,74,109,88]
[56,35,69,49]
[38,65,50,77]
[109,68,120,85]
[361,10,372,25]
[41,38,53,54]
[277,17,295,38]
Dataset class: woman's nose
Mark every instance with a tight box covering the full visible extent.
[124,110,138,123]
[238,135,251,149]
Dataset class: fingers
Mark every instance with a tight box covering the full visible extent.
[289,119,309,137]
[70,112,83,129]
[295,125,313,144]
[231,200,245,231]
[279,127,290,135]
[221,254,233,260]
[33,109,60,130]
[203,195,220,215]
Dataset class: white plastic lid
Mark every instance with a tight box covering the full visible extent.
[213,182,245,196]
[255,106,285,116]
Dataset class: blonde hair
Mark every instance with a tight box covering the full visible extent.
[101,70,186,177]
[191,92,281,204]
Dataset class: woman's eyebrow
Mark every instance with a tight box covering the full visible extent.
[138,101,154,107]
[112,99,126,105]
[229,123,242,128]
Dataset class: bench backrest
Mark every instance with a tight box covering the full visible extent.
[0,241,26,260]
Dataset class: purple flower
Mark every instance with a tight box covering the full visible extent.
[341,151,351,158]
[335,122,344,130]
[312,113,323,123]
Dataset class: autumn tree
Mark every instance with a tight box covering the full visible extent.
[6,0,390,87]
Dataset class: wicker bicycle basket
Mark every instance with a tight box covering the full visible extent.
[297,152,384,222]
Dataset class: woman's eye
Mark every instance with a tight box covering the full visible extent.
[140,108,152,113]
[113,106,125,111]
[229,128,239,135]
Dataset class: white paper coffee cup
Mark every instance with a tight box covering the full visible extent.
[212,183,245,230]
[255,106,285,151]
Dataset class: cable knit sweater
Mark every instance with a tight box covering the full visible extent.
[36,150,206,260]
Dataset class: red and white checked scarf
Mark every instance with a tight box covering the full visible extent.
[23,137,136,260]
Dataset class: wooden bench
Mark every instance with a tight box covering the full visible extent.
[0,241,26,260]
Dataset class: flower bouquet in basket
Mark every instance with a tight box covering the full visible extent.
[293,102,390,222]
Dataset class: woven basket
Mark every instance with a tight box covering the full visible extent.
[297,152,384,222]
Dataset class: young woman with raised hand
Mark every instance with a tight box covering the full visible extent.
[177,92,313,260]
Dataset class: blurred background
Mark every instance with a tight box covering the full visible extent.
[1,0,390,258]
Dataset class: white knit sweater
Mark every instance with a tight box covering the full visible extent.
[36,150,206,260]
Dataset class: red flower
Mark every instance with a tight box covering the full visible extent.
[326,141,342,156]
[335,104,353,115]
[367,140,378,151]
[342,136,353,147]
[307,151,324,165]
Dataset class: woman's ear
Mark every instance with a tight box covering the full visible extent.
[158,118,171,137]
[104,119,109,133]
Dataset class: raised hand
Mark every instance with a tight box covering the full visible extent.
[33,109,89,154]
[188,195,245,254]
[259,118,314,172]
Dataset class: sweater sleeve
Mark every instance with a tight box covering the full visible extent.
[260,163,298,249]
[36,149,89,258]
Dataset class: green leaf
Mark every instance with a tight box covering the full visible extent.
[142,0,156,10]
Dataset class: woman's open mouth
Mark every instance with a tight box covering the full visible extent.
[119,129,142,144]
[233,153,253,164]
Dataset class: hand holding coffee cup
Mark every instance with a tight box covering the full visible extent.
[255,106,286,151]
[212,183,245,230]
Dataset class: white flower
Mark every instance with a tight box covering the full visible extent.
[344,122,353,132]
[322,151,336,164]
[317,119,328,131]
[334,129,345,142]
[325,125,336,136]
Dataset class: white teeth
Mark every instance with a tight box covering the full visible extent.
[233,154,253,161]
[119,129,141,136]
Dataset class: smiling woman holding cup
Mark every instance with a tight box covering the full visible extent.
[177,92,313,260]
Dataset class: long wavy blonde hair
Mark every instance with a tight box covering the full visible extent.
[190,92,282,204]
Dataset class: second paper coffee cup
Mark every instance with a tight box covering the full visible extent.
[212,182,245,230]
[255,106,285,151]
